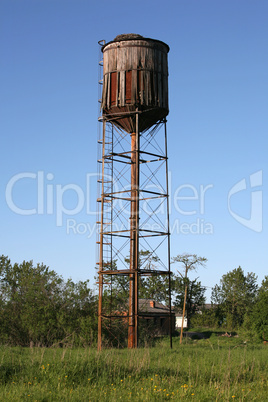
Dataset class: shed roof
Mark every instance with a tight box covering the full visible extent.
[139,299,172,314]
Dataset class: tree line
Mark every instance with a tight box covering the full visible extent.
[200,266,268,342]
[0,253,267,346]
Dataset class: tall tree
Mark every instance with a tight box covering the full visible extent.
[211,266,258,329]
[173,277,206,326]
[172,254,207,343]
[0,255,97,346]
[0,255,64,345]
[252,276,268,340]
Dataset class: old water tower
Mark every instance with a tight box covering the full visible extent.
[97,34,171,349]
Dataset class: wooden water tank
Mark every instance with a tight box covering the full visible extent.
[101,34,169,133]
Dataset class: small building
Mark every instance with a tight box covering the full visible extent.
[173,308,188,329]
[139,299,175,336]
[175,315,188,330]
[174,304,214,329]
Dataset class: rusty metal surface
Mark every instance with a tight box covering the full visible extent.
[97,36,172,350]
[97,119,172,349]
[101,36,169,133]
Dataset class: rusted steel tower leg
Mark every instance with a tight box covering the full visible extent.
[98,271,103,352]
[98,121,106,352]
[165,120,172,349]
[128,132,136,348]
[134,113,139,348]
[128,114,139,348]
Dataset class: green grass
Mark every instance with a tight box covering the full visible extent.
[0,336,267,401]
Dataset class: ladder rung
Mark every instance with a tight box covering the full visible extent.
[97,198,112,203]
[96,221,111,224]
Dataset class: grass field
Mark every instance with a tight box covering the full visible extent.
[0,334,267,401]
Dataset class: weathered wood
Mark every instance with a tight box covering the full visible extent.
[101,37,169,133]
[120,70,125,106]
[106,73,110,109]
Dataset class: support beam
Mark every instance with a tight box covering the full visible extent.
[128,113,139,348]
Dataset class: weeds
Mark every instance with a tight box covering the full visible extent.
[0,336,267,401]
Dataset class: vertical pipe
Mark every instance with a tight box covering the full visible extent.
[110,125,114,330]
[128,130,137,348]
[98,120,106,352]
[134,112,139,348]
[164,120,172,349]
[129,111,140,348]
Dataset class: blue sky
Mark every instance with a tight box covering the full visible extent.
[1,0,267,299]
